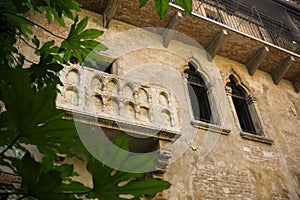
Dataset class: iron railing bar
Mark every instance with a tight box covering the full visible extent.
[185,0,300,53]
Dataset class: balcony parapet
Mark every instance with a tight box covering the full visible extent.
[56,64,180,141]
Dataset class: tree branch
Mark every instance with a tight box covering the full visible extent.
[24,57,36,65]
[17,35,37,51]
[60,189,93,195]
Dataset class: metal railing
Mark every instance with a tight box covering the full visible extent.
[173,0,300,53]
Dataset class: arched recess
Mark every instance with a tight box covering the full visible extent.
[65,87,79,106]
[122,83,135,99]
[91,95,103,114]
[66,68,80,85]
[138,106,150,122]
[123,101,136,120]
[161,109,172,128]
[90,75,103,93]
[107,97,120,116]
[158,92,169,107]
[183,61,219,124]
[226,74,264,136]
[137,87,149,103]
[106,78,119,94]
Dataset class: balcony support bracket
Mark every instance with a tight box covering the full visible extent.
[163,12,182,47]
[246,46,269,76]
[271,56,295,85]
[293,74,300,93]
[206,29,227,58]
[103,0,121,28]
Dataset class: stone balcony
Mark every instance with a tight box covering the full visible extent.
[56,64,180,141]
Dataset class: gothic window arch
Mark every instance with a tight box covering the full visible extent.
[226,75,264,135]
[184,62,213,124]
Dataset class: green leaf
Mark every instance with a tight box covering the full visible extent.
[58,181,91,194]
[113,178,171,196]
[38,0,80,25]
[6,13,33,38]
[12,0,30,13]
[60,15,104,66]
[28,54,63,89]
[34,170,62,195]
[175,0,192,14]
[139,0,149,8]
[9,152,84,199]
[153,0,170,19]
[15,153,41,188]
[79,29,103,40]
[86,135,171,199]
[73,16,88,35]
[32,35,40,48]
[0,68,79,158]
[30,0,48,8]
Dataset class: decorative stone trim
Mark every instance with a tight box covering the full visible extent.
[240,132,274,145]
[152,150,172,179]
[62,109,180,142]
[57,65,181,138]
[190,120,231,135]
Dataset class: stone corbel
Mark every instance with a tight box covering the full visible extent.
[293,74,300,93]
[206,29,227,58]
[152,149,172,179]
[163,12,182,47]
[103,0,121,28]
[246,46,269,76]
[271,56,295,85]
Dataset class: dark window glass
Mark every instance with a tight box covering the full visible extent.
[227,75,256,134]
[185,63,212,123]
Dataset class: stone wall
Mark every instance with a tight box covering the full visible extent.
[19,8,300,200]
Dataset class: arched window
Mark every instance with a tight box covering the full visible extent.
[184,63,212,123]
[227,75,258,134]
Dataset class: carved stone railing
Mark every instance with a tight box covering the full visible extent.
[56,64,180,141]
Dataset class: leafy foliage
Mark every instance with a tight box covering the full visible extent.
[87,154,170,200]
[0,68,78,158]
[139,0,192,19]
[85,135,170,200]
[5,153,87,200]
[61,15,106,65]
[0,0,188,199]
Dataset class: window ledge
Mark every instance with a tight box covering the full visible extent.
[240,132,274,145]
[190,120,231,135]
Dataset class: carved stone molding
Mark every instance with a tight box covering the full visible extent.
[57,65,181,141]
[62,109,180,142]
[152,149,172,179]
